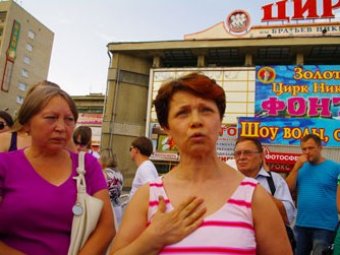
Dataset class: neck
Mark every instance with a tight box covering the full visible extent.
[172,154,224,181]
[135,155,149,167]
[25,146,65,159]
[310,156,325,165]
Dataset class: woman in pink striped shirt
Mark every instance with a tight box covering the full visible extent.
[110,73,292,255]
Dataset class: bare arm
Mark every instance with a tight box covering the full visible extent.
[110,184,206,255]
[0,243,26,255]
[253,186,293,255]
[79,189,115,255]
[271,198,289,225]
[286,155,306,193]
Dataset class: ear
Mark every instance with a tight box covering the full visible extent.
[260,151,269,170]
[218,126,224,136]
[23,123,31,135]
[163,126,171,136]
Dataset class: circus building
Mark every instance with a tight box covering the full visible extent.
[104,0,340,185]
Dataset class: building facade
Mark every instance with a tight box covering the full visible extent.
[0,0,53,116]
[104,3,340,186]
[72,93,105,151]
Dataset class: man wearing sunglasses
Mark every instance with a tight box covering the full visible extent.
[129,136,158,200]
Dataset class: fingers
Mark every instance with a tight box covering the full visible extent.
[175,196,197,212]
[185,206,207,226]
[180,197,204,218]
[157,196,166,213]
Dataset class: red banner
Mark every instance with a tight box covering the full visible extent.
[265,151,301,173]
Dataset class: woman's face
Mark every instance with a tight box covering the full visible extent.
[25,95,75,151]
[0,117,11,133]
[165,91,221,156]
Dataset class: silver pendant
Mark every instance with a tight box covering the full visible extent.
[72,203,83,216]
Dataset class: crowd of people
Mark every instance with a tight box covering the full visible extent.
[0,74,339,255]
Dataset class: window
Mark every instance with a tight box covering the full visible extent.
[0,11,7,23]
[21,69,29,78]
[18,82,27,91]
[23,56,31,65]
[26,43,33,52]
[16,95,24,105]
[28,30,35,39]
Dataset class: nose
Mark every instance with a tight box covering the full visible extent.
[54,117,67,131]
[190,111,202,128]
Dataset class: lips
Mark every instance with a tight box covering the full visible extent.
[51,137,66,143]
[237,162,248,167]
[190,132,204,138]
[189,132,205,142]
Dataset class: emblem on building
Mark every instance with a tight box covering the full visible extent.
[225,10,251,35]
[257,66,276,84]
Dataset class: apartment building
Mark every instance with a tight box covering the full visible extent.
[0,0,53,116]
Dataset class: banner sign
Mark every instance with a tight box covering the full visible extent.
[77,113,103,126]
[265,151,300,165]
[238,117,340,147]
[255,65,340,119]
[6,20,21,61]
[265,151,300,173]
[217,124,238,162]
[1,20,20,92]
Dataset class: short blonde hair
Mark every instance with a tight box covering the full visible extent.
[17,83,78,126]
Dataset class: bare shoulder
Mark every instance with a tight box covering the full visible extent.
[222,162,244,182]
[252,185,292,255]
[0,132,11,152]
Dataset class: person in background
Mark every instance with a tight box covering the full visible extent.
[286,134,340,255]
[234,137,295,225]
[128,136,159,199]
[0,84,114,254]
[100,148,124,227]
[73,125,100,159]
[331,173,340,255]
[234,137,296,250]
[0,111,13,133]
[110,72,292,254]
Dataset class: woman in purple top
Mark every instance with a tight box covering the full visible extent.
[0,84,115,254]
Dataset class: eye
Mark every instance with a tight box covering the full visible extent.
[175,109,188,117]
[200,106,215,114]
[243,150,252,156]
[44,115,58,122]
[64,116,75,126]
[202,107,213,112]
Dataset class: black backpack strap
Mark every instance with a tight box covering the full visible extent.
[266,171,276,195]
[267,171,296,250]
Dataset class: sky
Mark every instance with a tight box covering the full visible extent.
[19,0,333,95]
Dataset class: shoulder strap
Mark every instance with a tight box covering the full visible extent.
[266,171,276,195]
[77,151,86,175]
[74,151,86,193]
[8,132,17,151]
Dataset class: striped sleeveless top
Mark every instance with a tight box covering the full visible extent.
[148,177,258,255]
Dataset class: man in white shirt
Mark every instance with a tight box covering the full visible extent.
[129,136,159,199]
[234,137,296,226]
